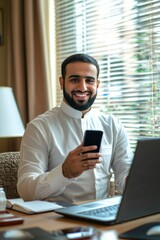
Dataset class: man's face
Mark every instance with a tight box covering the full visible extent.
[59,62,100,112]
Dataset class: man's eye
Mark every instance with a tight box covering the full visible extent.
[86,79,95,84]
[70,78,79,82]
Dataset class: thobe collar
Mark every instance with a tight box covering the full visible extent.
[60,100,93,119]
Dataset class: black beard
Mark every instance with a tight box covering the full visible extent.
[63,88,97,111]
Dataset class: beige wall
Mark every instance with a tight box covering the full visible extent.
[0,0,7,86]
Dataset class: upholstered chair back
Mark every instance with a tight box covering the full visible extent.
[0,152,20,199]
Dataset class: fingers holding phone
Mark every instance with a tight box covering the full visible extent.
[62,130,103,178]
[80,150,102,169]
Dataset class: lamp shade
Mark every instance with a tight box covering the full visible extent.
[0,87,25,137]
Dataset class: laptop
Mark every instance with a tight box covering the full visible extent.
[55,138,160,225]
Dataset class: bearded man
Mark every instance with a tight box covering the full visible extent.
[17,53,133,202]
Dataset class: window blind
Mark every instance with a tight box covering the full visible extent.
[54,0,160,149]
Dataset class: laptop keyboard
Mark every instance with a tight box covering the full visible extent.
[79,204,119,218]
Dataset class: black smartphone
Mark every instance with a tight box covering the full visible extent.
[83,130,103,153]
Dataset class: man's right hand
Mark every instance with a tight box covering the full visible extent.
[62,144,102,179]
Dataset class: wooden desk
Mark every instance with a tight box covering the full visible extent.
[0,209,160,239]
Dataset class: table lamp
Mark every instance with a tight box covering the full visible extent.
[0,87,25,137]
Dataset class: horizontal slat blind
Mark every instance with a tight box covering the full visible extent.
[54,0,160,149]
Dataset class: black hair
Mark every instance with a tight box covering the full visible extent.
[61,53,100,79]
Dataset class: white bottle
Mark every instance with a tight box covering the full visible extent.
[0,187,7,211]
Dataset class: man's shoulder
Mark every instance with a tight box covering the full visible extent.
[91,110,123,129]
[29,107,60,125]
[91,109,118,121]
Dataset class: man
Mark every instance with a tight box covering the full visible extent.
[17,53,133,202]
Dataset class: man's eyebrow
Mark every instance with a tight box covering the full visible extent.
[69,75,95,80]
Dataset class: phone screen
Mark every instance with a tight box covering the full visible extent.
[83,130,103,153]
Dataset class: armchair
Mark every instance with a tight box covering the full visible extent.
[0,152,20,199]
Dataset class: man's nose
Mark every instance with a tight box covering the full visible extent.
[78,79,87,91]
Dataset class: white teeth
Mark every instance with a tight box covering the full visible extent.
[77,94,86,96]
[75,93,87,97]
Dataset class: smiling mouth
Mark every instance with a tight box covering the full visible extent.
[72,91,91,100]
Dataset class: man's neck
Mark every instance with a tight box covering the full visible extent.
[63,99,91,118]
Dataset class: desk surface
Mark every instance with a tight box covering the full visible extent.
[0,209,160,239]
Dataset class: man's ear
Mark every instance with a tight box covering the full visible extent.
[97,79,100,88]
[59,76,64,90]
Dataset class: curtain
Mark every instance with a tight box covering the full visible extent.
[5,0,51,151]
[7,0,51,126]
